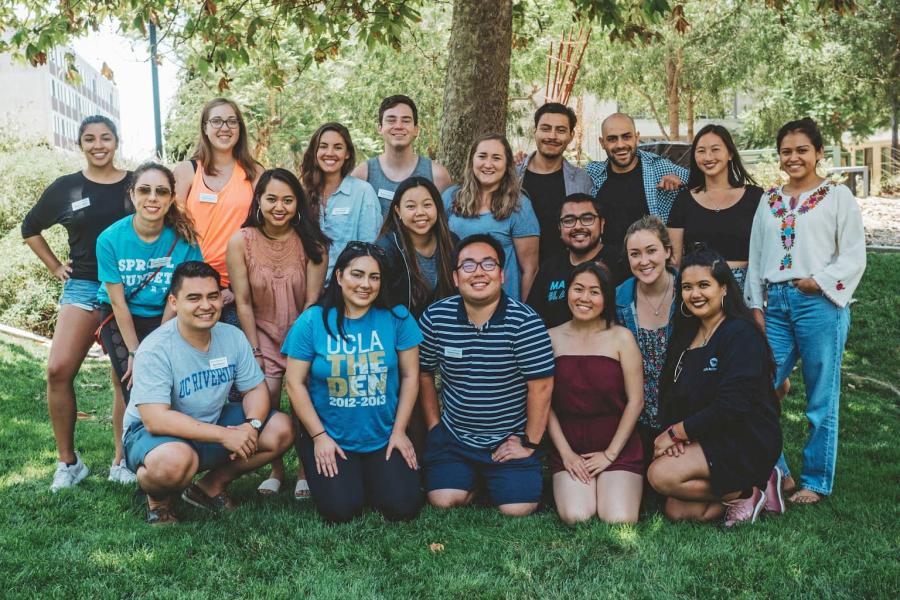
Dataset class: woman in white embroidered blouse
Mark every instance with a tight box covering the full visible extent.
[745,118,866,506]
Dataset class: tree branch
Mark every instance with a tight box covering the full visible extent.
[635,86,669,140]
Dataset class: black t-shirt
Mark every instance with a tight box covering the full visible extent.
[667,186,764,262]
[526,243,623,328]
[522,167,567,264]
[596,163,648,249]
[21,171,133,281]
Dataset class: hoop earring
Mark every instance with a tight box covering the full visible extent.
[680,301,693,318]
[291,212,301,225]
[729,159,740,182]
[256,207,263,224]
[721,295,726,310]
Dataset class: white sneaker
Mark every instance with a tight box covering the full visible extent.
[50,452,90,492]
[108,460,137,484]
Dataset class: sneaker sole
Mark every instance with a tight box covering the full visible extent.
[180,488,212,511]
[766,467,786,514]
[750,490,767,524]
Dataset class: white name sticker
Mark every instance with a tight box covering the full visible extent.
[148,256,171,269]
[198,192,218,203]
[444,347,463,358]
[332,206,351,216]
[209,357,229,369]
[71,198,91,211]
[377,188,394,201]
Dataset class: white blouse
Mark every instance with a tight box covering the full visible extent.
[745,182,866,309]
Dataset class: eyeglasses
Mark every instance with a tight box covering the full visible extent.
[206,117,240,130]
[559,213,599,228]
[134,185,173,198]
[457,258,499,273]
[673,349,687,383]
[346,241,386,257]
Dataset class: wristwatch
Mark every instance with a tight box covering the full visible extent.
[521,435,541,450]
[244,418,263,432]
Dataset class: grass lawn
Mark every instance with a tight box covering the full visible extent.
[1,253,897,599]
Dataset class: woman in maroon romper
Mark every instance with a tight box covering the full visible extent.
[547,262,645,524]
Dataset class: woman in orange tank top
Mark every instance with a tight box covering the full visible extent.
[174,97,262,328]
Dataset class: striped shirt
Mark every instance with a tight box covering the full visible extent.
[419,293,555,449]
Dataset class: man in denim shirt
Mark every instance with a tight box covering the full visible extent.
[585,113,687,278]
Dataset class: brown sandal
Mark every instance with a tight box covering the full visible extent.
[146,497,179,525]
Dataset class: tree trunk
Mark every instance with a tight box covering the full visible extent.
[438,0,513,180]
[892,95,898,175]
[686,86,694,142]
[665,50,681,141]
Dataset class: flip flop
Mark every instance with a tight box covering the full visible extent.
[294,479,311,500]
[257,477,282,495]
[788,488,823,505]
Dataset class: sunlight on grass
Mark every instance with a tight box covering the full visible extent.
[0,459,56,490]
[90,548,155,569]
[611,524,639,549]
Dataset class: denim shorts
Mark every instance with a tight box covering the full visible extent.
[59,278,101,312]
[423,422,543,506]
[123,403,277,473]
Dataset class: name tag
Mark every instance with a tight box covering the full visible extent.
[71,198,91,211]
[377,188,394,201]
[444,347,463,358]
[332,206,351,216]
[209,357,229,369]
[148,256,171,269]
[198,193,218,203]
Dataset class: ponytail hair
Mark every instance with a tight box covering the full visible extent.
[131,162,198,246]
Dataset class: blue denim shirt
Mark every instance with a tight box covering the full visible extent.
[585,150,688,223]
[615,268,679,338]
[319,175,382,278]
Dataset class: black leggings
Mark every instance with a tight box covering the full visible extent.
[297,429,422,524]
[98,306,161,405]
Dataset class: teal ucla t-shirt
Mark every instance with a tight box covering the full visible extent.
[281,305,422,452]
[96,215,204,317]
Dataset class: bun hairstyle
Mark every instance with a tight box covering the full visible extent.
[78,115,119,147]
[776,117,824,152]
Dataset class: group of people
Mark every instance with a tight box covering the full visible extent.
[23,93,866,527]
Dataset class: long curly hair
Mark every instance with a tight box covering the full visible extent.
[300,122,357,219]
[131,162,198,246]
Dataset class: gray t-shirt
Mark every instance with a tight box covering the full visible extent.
[416,250,438,291]
[123,319,265,433]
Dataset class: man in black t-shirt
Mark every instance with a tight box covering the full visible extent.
[527,194,623,328]
[585,113,688,279]
[516,103,592,264]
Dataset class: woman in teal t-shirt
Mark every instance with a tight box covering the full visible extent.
[96,162,203,406]
[282,242,423,523]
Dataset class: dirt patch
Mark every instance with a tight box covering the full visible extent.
[858,196,900,248]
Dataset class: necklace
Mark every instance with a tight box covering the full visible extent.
[639,272,672,316]
[696,315,726,348]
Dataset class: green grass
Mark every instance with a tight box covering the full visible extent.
[1,254,898,599]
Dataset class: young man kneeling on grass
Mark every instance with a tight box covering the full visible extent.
[122,261,293,524]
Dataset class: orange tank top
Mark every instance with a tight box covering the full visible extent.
[184,160,254,287]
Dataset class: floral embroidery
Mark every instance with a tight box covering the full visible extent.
[836,281,845,291]
[768,184,830,270]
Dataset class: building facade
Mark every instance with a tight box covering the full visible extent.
[0,47,121,152]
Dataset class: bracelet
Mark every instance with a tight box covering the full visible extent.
[127,351,136,357]
[602,450,615,462]
[667,427,685,444]
[251,347,263,357]
[311,430,326,439]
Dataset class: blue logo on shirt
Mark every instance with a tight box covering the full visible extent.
[703,357,718,373]
[547,279,566,301]
[177,365,237,398]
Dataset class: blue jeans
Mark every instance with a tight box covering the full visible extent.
[765,282,850,496]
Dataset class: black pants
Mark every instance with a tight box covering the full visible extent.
[98,306,161,405]
[638,423,665,509]
[297,429,422,524]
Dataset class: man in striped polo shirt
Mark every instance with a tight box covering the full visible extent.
[419,234,555,516]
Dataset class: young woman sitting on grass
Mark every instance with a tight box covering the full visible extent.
[647,248,783,527]
[547,262,645,524]
[22,115,135,490]
[226,168,330,499]
[281,242,423,523]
